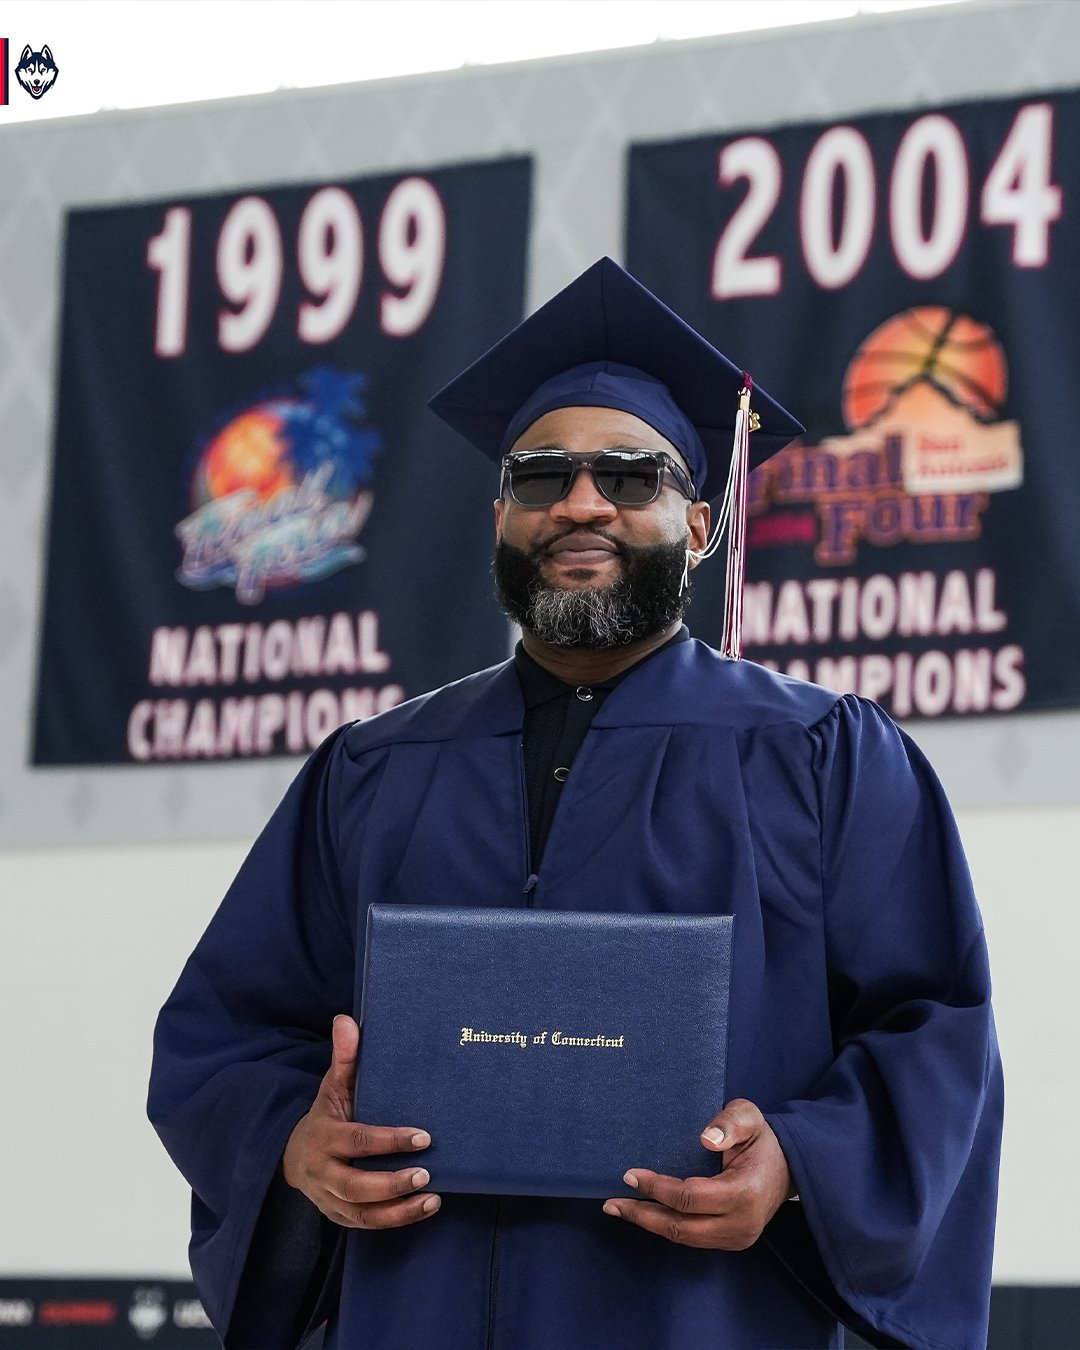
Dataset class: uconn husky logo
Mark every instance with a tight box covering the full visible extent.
[16,44,58,99]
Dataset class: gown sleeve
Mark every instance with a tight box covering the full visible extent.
[764,694,1003,1350]
[147,729,358,1348]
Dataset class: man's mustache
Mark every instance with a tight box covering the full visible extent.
[528,528,628,561]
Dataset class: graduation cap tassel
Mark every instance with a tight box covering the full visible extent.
[682,374,755,631]
[719,378,753,660]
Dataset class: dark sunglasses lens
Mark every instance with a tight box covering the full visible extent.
[593,453,661,504]
[509,454,574,506]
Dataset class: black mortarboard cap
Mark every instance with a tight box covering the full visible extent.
[427,256,804,499]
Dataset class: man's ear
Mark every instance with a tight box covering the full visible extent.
[494,496,504,542]
[687,500,710,559]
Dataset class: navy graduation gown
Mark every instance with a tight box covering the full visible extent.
[148,639,1002,1350]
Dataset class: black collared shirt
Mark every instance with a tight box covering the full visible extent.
[513,626,691,872]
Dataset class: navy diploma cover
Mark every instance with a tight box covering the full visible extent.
[356,905,734,1198]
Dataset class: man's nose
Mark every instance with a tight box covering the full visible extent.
[548,465,618,522]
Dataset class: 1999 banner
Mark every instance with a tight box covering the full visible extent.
[33,157,532,765]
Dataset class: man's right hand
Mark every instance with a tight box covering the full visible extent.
[282,1013,440,1229]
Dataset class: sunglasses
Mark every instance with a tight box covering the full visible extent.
[501,449,697,508]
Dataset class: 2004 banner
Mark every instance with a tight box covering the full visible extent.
[33,157,532,765]
[628,92,1080,718]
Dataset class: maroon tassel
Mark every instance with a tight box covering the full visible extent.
[720,377,752,660]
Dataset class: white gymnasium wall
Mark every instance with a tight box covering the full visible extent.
[1,0,1078,1284]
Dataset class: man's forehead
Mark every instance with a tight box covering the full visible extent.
[510,405,690,474]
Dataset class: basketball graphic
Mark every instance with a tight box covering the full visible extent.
[842,307,1008,431]
[805,306,1025,501]
[190,368,380,511]
[200,408,293,501]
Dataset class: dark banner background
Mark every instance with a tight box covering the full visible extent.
[33,157,532,765]
[628,92,1080,719]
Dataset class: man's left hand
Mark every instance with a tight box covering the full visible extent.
[603,1098,793,1249]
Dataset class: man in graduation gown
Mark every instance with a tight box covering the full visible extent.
[148,258,1002,1350]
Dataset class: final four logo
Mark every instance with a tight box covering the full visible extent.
[749,307,1024,566]
[176,368,381,604]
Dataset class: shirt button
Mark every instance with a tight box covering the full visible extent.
[553,766,570,782]
[575,686,594,702]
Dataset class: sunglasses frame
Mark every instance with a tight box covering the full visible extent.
[500,449,697,508]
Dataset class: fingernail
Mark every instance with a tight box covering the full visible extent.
[411,1131,431,1148]
[622,1171,638,1188]
[702,1127,725,1146]
[411,1169,430,1189]
[603,1202,621,1217]
[422,1195,441,1214]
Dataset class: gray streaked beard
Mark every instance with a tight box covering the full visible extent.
[493,535,690,649]
[527,584,638,648]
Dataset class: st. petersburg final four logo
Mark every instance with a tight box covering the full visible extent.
[176,367,381,604]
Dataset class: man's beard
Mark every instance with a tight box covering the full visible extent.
[493,532,691,649]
